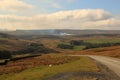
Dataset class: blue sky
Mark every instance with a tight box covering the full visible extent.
[0,0,120,30]
[23,0,120,14]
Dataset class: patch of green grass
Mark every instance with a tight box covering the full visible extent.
[12,54,31,58]
[57,42,70,45]
[85,39,120,44]
[73,45,86,51]
[0,59,10,63]
[0,60,5,63]
[0,56,99,80]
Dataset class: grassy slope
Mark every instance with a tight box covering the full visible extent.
[73,45,86,51]
[22,38,120,57]
[84,38,120,43]
[34,39,61,49]
[70,46,120,58]
[0,56,99,80]
[0,38,31,51]
[56,38,120,51]
[73,38,120,50]
[0,37,119,80]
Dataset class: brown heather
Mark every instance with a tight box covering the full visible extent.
[0,54,79,75]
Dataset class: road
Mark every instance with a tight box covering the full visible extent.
[70,55,120,77]
[89,56,120,77]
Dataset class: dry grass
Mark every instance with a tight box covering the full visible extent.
[0,56,99,80]
[0,38,30,51]
[64,76,97,80]
[0,54,80,75]
[34,39,61,49]
[68,46,120,58]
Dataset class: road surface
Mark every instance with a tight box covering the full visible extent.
[89,56,120,77]
[70,55,120,77]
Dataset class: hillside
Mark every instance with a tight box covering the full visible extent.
[0,38,30,51]
[4,29,120,36]
[70,46,120,58]
[0,33,12,38]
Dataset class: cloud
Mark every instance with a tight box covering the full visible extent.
[0,0,35,13]
[0,9,120,30]
[81,18,120,29]
[49,9,112,21]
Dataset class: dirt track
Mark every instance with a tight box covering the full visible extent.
[89,55,120,77]
[45,55,120,80]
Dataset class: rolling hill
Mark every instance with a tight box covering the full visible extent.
[3,29,120,36]
[71,46,120,58]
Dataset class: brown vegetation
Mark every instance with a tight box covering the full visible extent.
[0,54,79,75]
[0,38,30,51]
[68,46,120,58]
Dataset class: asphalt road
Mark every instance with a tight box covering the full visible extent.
[89,56,120,77]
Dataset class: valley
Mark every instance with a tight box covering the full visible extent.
[0,31,120,80]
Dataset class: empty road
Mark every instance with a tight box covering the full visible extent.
[89,56,120,77]
[70,55,120,78]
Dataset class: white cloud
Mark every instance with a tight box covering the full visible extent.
[81,18,120,29]
[0,9,120,30]
[0,0,35,13]
[49,9,111,21]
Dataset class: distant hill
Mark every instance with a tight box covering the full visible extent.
[73,46,120,58]
[3,29,120,36]
[0,38,30,51]
[0,32,12,38]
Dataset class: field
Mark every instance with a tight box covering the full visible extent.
[84,38,120,43]
[0,54,79,74]
[0,38,30,51]
[0,54,99,80]
[56,38,120,51]
[0,36,120,60]
[42,37,120,59]
[73,45,86,50]
[0,35,120,80]
[68,46,120,58]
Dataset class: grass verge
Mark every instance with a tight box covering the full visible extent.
[0,56,99,80]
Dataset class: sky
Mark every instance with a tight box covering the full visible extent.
[0,0,120,30]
